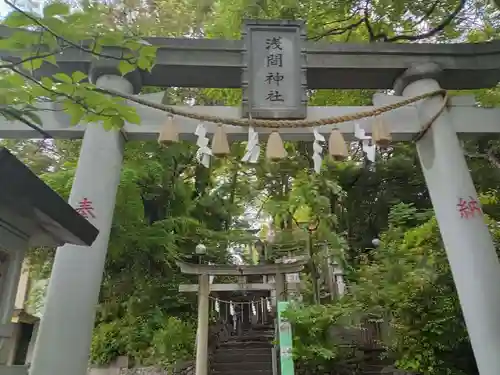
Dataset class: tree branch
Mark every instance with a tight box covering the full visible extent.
[308,18,366,42]
[5,0,136,63]
[10,67,119,119]
[0,107,52,138]
[0,46,72,70]
[414,0,441,27]
[382,0,466,42]
[362,0,376,41]
[309,0,466,43]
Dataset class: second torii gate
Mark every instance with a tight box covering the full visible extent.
[176,260,307,375]
[0,19,499,375]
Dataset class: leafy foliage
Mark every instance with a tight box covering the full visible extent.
[0,1,157,130]
[284,302,361,374]
[0,0,499,372]
[91,315,195,368]
[342,203,480,375]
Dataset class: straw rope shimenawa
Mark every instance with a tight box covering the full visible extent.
[208,295,275,305]
[96,88,449,141]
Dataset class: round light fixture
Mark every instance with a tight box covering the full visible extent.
[195,243,207,255]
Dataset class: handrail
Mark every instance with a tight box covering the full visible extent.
[272,318,279,375]
[207,318,233,375]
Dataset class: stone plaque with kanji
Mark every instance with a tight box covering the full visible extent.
[242,20,307,119]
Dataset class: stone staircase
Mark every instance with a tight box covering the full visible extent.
[211,324,274,375]
[358,348,393,375]
[362,363,387,375]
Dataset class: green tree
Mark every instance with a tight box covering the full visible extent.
[2,0,499,371]
[29,140,258,366]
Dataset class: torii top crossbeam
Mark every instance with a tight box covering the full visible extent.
[176,260,307,276]
[0,25,499,91]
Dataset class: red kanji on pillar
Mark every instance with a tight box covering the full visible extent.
[457,196,482,219]
[75,197,96,219]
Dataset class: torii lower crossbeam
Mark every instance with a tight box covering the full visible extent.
[179,283,282,292]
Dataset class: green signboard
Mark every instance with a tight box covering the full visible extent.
[277,301,294,375]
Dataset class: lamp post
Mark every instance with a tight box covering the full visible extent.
[195,243,207,264]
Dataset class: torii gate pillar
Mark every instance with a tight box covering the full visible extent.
[29,71,139,375]
[195,274,210,375]
[396,63,500,375]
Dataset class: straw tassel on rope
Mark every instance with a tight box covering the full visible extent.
[328,129,348,160]
[266,131,287,160]
[211,125,231,156]
[158,115,179,145]
[372,117,392,148]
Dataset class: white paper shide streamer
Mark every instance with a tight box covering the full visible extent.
[266,298,272,312]
[242,126,260,163]
[354,123,376,163]
[208,262,215,285]
[195,123,212,168]
[312,128,325,173]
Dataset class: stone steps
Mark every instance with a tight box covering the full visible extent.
[212,361,272,372]
[359,357,393,375]
[213,348,273,362]
[211,329,274,375]
[218,340,273,349]
[212,371,272,375]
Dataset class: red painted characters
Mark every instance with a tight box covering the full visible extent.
[457,196,482,219]
[75,197,96,219]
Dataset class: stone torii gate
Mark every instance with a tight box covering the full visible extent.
[176,260,307,375]
[0,20,499,375]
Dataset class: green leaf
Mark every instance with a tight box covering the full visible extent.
[3,11,35,27]
[137,56,151,71]
[22,56,44,71]
[43,2,70,17]
[137,46,157,71]
[120,107,141,124]
[0,39,15,50]
[44,54,58,66]
[90,42,103,55]
[111,116,125,128]
[118,60,136,76]
[52,73,73,84]
[0,31,37,51]
[102,118,114,131]
[41,16,65,31]
[86,113,101,123]
[8,73,26,87]
[67,104,85,126]
[30,85,52,97]
[41,77,54,89]
[57,83,75,95]
[72,71,88,83]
